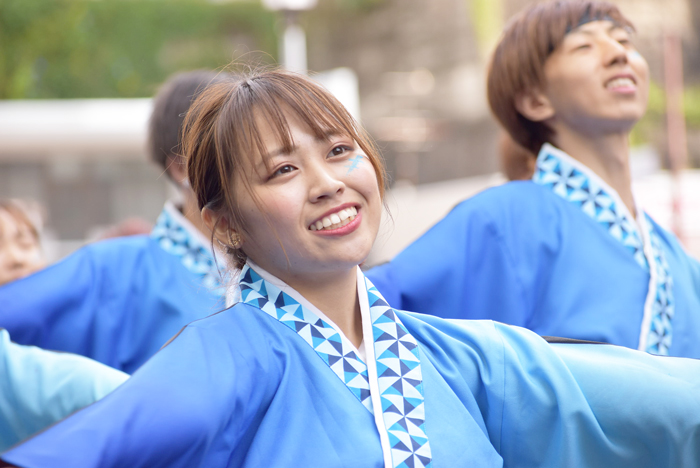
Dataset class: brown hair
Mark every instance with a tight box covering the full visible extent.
[487,0,634,153]
[182,68,387,269]
[147,70,229,179]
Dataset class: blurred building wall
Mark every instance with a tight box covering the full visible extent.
[0,99,168,260]
[307,0,500,185]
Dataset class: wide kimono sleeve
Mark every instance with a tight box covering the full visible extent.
[0,306,280,468]
[367,183,557,325]
[0,236,225,373]
[0,244,105,354]
[492,321,700,467]
[0,329,128,451]
[404,313,700,467]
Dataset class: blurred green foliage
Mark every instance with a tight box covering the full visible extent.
[631,80,700,147]
[0,0,278,99]
[470,0,502,60]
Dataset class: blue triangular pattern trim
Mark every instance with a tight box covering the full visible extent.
[364,276,432,468]
[643,217,674,356]
[238,265,372,413]
[533,147,674,356]
[533,146,649,271]
[151,205,226,294]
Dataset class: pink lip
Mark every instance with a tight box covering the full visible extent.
[312,210,362,237]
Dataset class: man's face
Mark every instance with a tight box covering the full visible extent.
[541,20,649,136]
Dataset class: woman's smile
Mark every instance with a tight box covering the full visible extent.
[309,205,359,232]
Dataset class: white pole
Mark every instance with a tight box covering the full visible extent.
[281,11,308,75]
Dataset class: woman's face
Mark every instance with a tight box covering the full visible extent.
[232,109,382,285]
[541,20,649,135]
[0,209,44,286]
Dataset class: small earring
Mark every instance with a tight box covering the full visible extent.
[228,231,241,249]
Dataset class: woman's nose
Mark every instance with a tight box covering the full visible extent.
[308,163,345,202]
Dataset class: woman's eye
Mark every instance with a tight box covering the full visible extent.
[329,145,353,157]
[574,43,591,51]
[271,165,296,178]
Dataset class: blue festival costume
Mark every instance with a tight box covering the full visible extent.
[0,202,226,373]
[3,262,700,468]
[0,329,128,451]
[367,144,700,358]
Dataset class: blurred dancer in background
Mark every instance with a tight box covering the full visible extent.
[0,200,45,287]
[367,0,700,357]
[0,70,229,373]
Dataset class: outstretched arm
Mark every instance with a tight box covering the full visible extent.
[0,330,128,451]
[493,322,700,467]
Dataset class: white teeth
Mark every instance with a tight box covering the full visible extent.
[309,207,359,231]
[606,77,634,89]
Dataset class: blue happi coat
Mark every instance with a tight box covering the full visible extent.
[3,263,700,468]
[367,143,700,358]
[0,202,226,373]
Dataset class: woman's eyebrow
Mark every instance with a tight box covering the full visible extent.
[255,147,293,173]
[254,130,348,171]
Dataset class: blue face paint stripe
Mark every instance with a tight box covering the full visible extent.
[345,154,365,174]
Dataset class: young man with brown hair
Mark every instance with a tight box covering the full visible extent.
[367,0,700,357]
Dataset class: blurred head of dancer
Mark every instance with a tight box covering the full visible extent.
[0,200,45,286]
[148,69,230,235]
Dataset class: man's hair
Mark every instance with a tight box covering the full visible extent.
[147,70,228,179]
[486,1,634,154]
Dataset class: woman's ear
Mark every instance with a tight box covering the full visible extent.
[515,89,555,122]
[201,207,237,247]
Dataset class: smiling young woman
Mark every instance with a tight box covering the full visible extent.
[3,68,700,468]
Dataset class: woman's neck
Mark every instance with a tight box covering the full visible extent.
[280,267,363,348]
[552,127,637,218]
